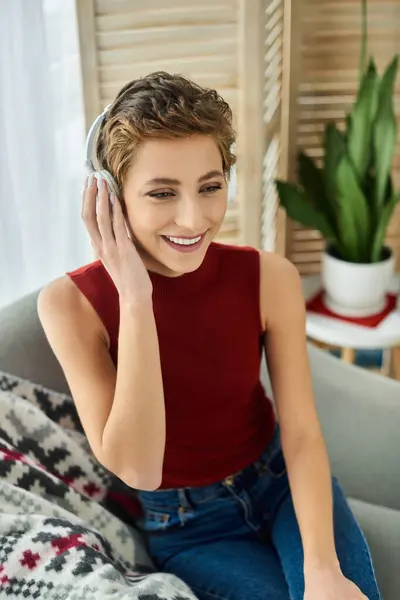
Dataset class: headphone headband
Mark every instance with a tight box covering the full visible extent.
[84,104,111,173]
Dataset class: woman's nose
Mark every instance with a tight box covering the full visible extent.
[174,196,206,233]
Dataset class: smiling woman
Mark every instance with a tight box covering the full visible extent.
[37,71,381,600]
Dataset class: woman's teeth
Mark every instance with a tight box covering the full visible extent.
[164,235,202,246]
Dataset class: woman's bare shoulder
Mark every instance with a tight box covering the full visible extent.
[258,251,304,329]
[37,276,110,347]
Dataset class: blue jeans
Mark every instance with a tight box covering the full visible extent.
[138,429,380,600]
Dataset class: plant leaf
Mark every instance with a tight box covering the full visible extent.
[385,174,394,204]
[347,59,379,180]
[363,170,393,226]
[345,114,352,133]
[373,55,399,210]
[297,152,325,208]
[324,123,346,207]
[275,180,337,242]
[362,168,376,213]
[297,151,331,208]
[371,188,400,262]
[336,211,361,262]
[335,153,371,262]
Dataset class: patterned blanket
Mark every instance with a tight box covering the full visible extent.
[0,371,197,600]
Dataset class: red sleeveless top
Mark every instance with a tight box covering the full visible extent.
[67,243,275,488]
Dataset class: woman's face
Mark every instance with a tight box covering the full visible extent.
[122,135,228,277]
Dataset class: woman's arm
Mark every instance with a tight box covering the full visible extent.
[38,276,165,491]
[39,176,166,490]
[260,251,338,571]
[103,297,165,489]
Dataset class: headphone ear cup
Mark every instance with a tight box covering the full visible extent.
[97,170,119,199]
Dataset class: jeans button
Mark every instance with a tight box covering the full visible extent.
[224,475,234,486]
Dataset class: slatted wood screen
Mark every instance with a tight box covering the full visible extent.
[261,0,285,252]
[286,0,400,274]
[232,0,286,252]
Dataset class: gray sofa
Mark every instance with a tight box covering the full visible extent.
[0,290,399,599]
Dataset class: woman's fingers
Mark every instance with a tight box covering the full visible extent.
[112,194,132,248]
[81,176,103,252]
[81,175,133,263]
[96,178,115,245]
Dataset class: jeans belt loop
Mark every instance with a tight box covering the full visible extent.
[177,488,193,511]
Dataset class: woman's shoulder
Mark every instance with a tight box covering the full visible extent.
[258,250,299,279]
[37,270,111,350]
[38,275,85,313]
[258,250,304,329]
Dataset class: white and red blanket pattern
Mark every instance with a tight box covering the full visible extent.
[0,371,197,600]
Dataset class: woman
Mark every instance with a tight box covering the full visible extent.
[38,71,380,600]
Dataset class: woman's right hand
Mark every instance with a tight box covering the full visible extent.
[81,175,153,305]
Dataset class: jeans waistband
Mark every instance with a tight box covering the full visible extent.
[138,425,281,510]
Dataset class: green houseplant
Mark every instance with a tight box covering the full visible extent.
[276,0,399,316]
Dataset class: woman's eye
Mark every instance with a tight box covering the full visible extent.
[148,185,222,199]
[149,191,174,198]
[201,185,222,194]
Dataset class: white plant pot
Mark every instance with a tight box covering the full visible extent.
[322,246,395,317]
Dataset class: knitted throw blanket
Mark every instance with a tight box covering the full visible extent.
[0,371,197,600]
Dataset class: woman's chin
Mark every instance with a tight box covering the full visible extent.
[161,244,208,276]
[142,236,210,277]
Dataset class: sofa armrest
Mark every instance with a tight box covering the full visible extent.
[349,499,400,600]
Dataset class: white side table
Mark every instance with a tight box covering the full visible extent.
[302,275,400,379]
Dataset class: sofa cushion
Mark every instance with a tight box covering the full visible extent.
[349,498,400,600]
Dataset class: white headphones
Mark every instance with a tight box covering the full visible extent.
[84,105,120,198]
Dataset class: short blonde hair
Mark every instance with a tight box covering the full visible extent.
[96,71,236,190]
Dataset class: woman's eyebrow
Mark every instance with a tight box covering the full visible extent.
[198,170,224,183]
[144,177,181,186]
[144,170,224,187]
